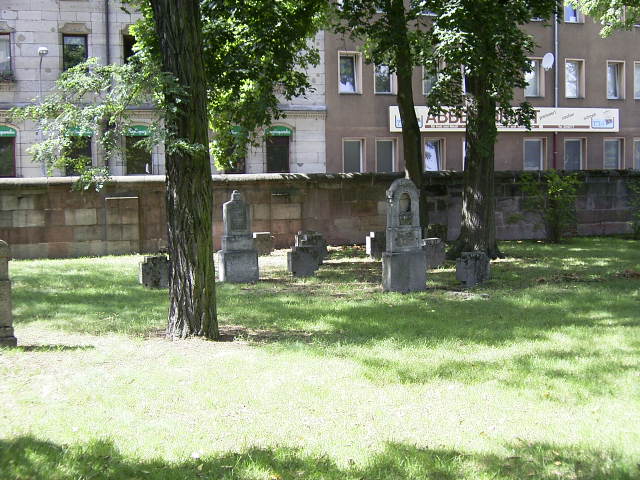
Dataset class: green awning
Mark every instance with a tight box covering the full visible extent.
[127,125,149,136]
[267,126,292,136]
[0,126,17,137]
[67,127,93,137]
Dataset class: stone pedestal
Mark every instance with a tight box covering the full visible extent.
[382,250,427,293]
[456,251,490,287]
[366,231,385,259]
[287,246,320,277]
[0,240,16,347]
[423,237,446,269]
[139,255,170,288]
[253,232,274,256]
[218,190,259,283]
[295,231,327,264]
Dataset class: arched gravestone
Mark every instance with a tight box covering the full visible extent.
[0,240,17,347]
[218,190,259,283]
[382,179,427,292]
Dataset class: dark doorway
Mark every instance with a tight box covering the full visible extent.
[266,136,289,173]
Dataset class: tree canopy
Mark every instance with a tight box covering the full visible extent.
[568,0,640,36]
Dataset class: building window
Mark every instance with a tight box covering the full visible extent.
[525,59,542,97]
[374,64,393,94]
[634,139,640,169]
[343,139,363,173]
[424,138,444,171]
[0,33,11,78]
[564,139,583,170]
[65,136,92,176]
[565,59,584,98]
[634,62,640,99]
[524,138,544,170]
[339,52,360,94]
[607,61,625,99]
[123,34,136,63]
[0,136,15,177]
[63,35,87,71]
[604,138,623,169]
[376,139,395,172]
[125,136,151,174]
[266,135,290,173]
[564,5,582,23]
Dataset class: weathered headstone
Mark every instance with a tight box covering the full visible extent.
[287,246,320,277]
[218,190,259,283]
[423,237,446,269]
[253,232,274,256]
[366,231,385,260]
[382,179,427,292]
[139,254,170,288]
[0,240,17,347]
[456,251,490,287]
[295,231,327,264]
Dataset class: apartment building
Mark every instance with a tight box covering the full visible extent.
[325,6,640,173]
[1,3,639,178]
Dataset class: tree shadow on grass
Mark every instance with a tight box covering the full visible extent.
[0,436,636,480]
[9,344,95,352]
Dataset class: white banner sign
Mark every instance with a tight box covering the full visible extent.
[389,106,619,133]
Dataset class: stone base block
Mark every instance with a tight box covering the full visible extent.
[0,326,16,347]
[287,246,320,277]
[253,232,274,256]
[422,237,446,269]
[456,251,490,287]
[366,231,385,260]
[139,255,170,288]
[219,250,259,283]
[382,250,427,293]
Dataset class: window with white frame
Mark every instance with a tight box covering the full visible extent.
[424,138,444,171]
[339,53,360,94]
[607,61,625,99]
[376,139,395,172]
[374,64,393,94]
[0,33,10,77]
[564,138,583,170]
[423,66,437,95]
[525,59,543,97]
[604,138,623,169]
[633,139,640,169]
[564,5,582,23]
[634,62,640,99]
[565,59,584,98]
[524,139,544,170]
[343,139,363,172]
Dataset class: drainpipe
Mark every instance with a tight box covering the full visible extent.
[104,0,111,65]
[553,11,559,169]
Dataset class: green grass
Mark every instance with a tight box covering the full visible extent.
[1,237,639,479]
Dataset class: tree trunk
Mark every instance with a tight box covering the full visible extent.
[389,0,428,233]
[449,74,502,260]
[150,0,219,339]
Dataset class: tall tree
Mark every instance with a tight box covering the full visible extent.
[426,0,559,259]
[568,0,640,36]
[332,0,433,230]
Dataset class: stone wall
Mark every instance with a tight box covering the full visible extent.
[0,171,636,259]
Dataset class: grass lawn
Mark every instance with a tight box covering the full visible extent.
[1,237,639,479]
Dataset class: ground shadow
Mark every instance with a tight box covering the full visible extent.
[0,435,635,480]
[7,344,95,352]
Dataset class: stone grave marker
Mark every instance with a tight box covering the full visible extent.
[0,240,17,347]
[423,237,446,269]
[382,179,427,292]
[366,231,385,260]
[287,246,320,277]
[218,190,259,282]
[456,251,490,287]
[139,254,170,288]
[294,231,327,264]
[253,232,274,256]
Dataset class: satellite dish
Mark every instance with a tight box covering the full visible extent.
[542,52,555,71]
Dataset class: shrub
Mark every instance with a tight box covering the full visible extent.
[628,179,640,239]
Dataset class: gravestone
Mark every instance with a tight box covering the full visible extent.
[366,231,385,260]
[382,179,427,292]
[287,246,320,277]
[218,190,259,283]
[139,255,170,288]
[253,232,274,256]
[0,240,17,347]
[456,251,490,287]
[423,237,446,269]
[295,231,327,264]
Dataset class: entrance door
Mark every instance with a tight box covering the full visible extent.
[0,137,15,177]
[266,136,289,173]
